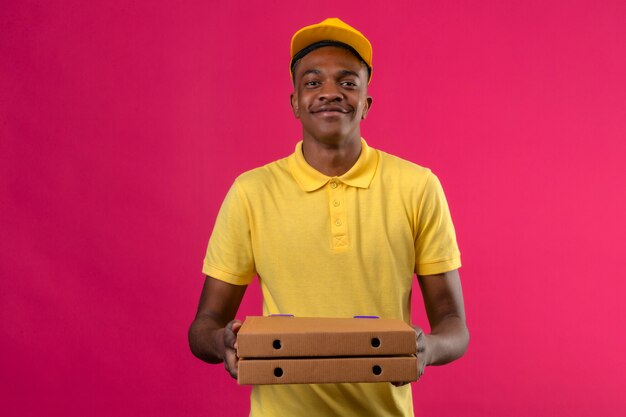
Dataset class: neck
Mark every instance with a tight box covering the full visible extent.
[302,135,362,177]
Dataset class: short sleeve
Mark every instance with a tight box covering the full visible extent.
[202,180,256,285]
[414,172,462,276]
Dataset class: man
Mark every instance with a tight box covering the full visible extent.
[189,18,469,417]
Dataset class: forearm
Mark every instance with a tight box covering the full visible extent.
[188,315,227,364]
[188,277,247,365]
[424,316,469,366]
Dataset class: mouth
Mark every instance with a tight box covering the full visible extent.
[312,105,350,114]
[311,106,351,118]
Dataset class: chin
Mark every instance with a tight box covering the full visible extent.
[315,135,347,146]
[308,128,359,145]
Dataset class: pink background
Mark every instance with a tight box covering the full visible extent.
[2,1,625,416]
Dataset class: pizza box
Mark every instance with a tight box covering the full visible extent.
[238,355,418,385]
[237,316,417,358]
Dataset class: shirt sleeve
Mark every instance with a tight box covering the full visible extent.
[414,171,462,276]
[202,180,256,285]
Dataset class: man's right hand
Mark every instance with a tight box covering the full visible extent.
[223,319,243,379]
[188,277,248,373]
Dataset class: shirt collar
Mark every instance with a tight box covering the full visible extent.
[288,138,379,192]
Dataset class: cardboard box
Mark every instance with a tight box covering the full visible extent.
[237,316,417,358]
[236,316,418,385]
[238,356,418,385]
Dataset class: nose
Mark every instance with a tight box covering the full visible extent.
[318,82,343,102]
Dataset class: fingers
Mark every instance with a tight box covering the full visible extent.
[223,347,239,379]
[231,320,243,332]
[413,325,425,353]
[223,319,243,379]
[225,320,242,349]
[390,324,427,387]
[390,357,423,387]
[416,355,426,379]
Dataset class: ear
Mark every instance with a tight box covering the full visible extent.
[361,96,373,120]
[290,92,300,119]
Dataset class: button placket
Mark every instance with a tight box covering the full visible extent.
[327,178,348,249]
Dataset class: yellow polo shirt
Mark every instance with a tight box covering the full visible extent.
[203,138,461,417]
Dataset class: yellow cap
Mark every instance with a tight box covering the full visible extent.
[290,18,373,82]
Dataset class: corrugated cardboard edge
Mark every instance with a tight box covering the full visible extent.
[238,356,418,385]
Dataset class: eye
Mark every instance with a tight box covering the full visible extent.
[304,80,320,88]
[340,81,357,88]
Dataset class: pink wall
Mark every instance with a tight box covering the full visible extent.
[2,1,625,416]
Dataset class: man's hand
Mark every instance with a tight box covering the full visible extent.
[391,325,431,387]
[414,325,429,379]
[391,270,469,387]
[223,319,243,379]
[188,276,247,376]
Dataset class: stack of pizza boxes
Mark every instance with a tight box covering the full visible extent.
[237,316,418,385]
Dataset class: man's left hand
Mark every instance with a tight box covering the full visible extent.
[391,324,430,387]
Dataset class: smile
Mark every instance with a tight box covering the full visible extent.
[312,106,350,114]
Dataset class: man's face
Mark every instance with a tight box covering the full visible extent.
[290,46,372,146]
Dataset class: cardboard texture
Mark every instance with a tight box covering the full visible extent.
[237,316,418,385]
[238,356,418,385]
[237,316,417,358]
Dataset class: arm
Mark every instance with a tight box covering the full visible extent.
[391,269,468,386]
[417,269,469,370]
[188,276,247,378]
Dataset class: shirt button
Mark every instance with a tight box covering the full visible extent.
[333,200,340,207]
[335,219,342,226]
[330,181,338,189]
